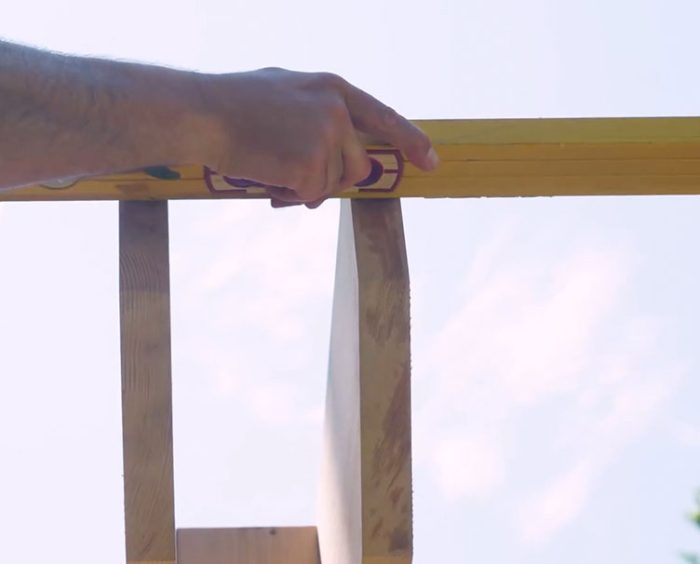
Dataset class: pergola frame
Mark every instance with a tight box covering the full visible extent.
[5,117,700,563]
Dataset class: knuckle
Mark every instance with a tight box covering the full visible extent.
[318,115,337,141]
[315,71,345,89]
[307,146,328,174]
[325,98,349,122]
[285,150,329,201]
[382,106,401,128]
[295,165,325,200]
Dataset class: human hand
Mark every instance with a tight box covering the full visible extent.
[190,68,438,209]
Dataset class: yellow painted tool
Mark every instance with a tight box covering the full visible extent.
[5,117,700,202]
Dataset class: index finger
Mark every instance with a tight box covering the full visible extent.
[341,82,439,172]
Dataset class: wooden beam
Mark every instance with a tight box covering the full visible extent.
[120,201,176,564]
[318,199,412,564]
[176,527,321,564]
[5,117,700,201]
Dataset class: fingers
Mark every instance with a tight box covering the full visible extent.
[267,185,328,209]
[324,146,344,197]
[342,83,439,172]
[301,129,371,207]
[266,186,303,205]
[270,198,302,208]
[305,198,326,209]
[269,125,371,209]
[266,78,435,211]
[339,129,372,190]
[268,192,325,209]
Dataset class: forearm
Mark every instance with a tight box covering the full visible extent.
[0,40,207,191]
[0,43,436,206]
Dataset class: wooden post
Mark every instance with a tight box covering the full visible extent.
[119,201,176,564]
[319,199,413,564]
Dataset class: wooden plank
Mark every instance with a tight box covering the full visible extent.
[120,201,176,564]
[5,117,700,201]
[319,199,412,564]
[176,527,321,564]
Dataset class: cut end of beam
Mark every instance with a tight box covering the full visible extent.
[177,527,321,564]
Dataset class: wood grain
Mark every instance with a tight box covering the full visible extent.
[120,201,176,564]
[6,117,700,201]
[319,199,412,564]
[177,527,321,564]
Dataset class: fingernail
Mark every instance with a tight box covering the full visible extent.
[426,147,440,169]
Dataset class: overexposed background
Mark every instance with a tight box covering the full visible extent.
[1,1,700,562]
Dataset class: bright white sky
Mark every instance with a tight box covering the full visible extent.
[1,1,700,562]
